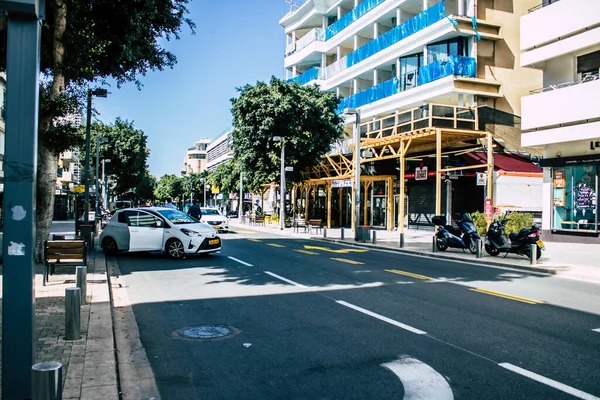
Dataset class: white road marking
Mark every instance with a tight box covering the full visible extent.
[335,300,427,335]
[499,363,600,400]
[592,328,600,333]
[264,271,307,288]
[227,256,253,267]
[382,357,453,400]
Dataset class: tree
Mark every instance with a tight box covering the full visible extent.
[88,118,150,198]
[230,77,344,192]
[207,160,245,196]
[154,174,182,201]
[21,0,194,259]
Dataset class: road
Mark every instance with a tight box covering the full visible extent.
[114,227,600,399]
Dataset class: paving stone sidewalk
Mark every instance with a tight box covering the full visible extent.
[0,249,119,399]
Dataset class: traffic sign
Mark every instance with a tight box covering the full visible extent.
[484,198,493,220]
[476,172,487,186]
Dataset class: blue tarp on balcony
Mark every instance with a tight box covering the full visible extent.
[417,56,476,86]
[325,0,385,40]
[345,1,446,69]
[288,67,321,85]
[337,78,399,113]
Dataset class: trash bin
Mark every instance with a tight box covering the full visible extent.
[356,226,371,242]
[78,223,94,250]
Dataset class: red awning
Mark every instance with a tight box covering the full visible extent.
[461,152,541,173]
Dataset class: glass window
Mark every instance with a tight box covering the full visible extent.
[399,53,422,91]
[426,38,466,64]
[552,165,598,231]
[157,209,197,224]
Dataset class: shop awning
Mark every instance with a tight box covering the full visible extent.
[461,152,541,173]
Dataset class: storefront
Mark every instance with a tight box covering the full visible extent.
[540,149,600,242]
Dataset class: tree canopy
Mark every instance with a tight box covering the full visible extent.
[154,174,183,201]
[230,77,344,192]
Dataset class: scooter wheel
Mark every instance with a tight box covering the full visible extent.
[485,243,500,256]
[436,238,448,251]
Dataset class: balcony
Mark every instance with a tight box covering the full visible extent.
[289,67,321,86]
[521,0,600,51]
[60,171,75,183]
[337,56,477,113]
[61,150,79,163]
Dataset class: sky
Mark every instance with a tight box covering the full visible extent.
[95,0,294,178]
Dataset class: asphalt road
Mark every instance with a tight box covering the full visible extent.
[114,228,600,400]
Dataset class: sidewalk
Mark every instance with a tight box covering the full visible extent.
[0,249,119,399]
[231,219,600,284]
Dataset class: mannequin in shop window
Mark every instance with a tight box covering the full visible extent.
[573,167,596,223]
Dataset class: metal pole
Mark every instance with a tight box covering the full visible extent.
[204,181,207,207]
[371,230,377,244]
[476,238,483,258]
[239,173,243,220]
[75,266,87,305]
[1,11,41,399]
[354,111,361,241]
[31,361,63,400]
[530,243,537,265]
[280,139,286,230]
[84,91,92,224]
[323,226,327,238]
[102,160,108,211]
[341,227,345,240]
[65,288,81,340]
[95,137,100,217]
[432,236,438,253]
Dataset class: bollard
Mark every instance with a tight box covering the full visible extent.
[32,361,62,400]
[476,239,483,259]
[371,230,377,244]
[65,287,81,340]
[399,232,404,248]
[75,266,87,305]
[340,228,344,240]
[530,243,537,265]
[432,235,438,253]
[323,226,327,238]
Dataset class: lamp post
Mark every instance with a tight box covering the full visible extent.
[84,88,108,224]
[344,108,361,241]
[200,178,207,207]
[95,137,108,216]
[239,173,244,219]
[102,159,111,212]
[273,136,286,230]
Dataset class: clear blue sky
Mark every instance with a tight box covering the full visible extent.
[95,0,291,178]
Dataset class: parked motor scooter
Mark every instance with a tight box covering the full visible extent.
[433,213,480,254]
[484,213,545,260]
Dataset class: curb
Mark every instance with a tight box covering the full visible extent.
[315,237,558,275]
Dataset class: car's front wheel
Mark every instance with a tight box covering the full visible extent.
[166,238,185,259]
[102,237,119,256]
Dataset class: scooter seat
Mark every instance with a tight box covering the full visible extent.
[509,232,519,241]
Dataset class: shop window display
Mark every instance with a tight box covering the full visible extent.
[552,165,598,231]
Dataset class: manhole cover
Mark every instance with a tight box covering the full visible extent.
[174,325,238,341]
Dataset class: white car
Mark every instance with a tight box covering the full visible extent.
[200,207,229,233]
[99,207,221,259]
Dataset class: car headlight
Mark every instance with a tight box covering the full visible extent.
[180,228,201,237]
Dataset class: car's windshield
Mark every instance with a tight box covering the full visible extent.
[157,209,197,224]
[201,209,221,216]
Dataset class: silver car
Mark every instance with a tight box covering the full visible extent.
[99,207,221,259]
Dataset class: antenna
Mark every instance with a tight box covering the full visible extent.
[284,0,299,12]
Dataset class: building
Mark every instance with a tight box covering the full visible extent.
[206,128,234,172]
[0,72,6,196]
[182,138,212,175]
[520,0,600,243]
[280,0,543,231]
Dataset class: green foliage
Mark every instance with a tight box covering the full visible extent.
[230,77,344,192]
[472,211,534,236]
[471,211,488,235]
[85,118,150,197]
[154,174,182,201]
[181,173,207,201]
[207,160,249,196]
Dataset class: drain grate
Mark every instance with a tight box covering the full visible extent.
[174,325,237,341]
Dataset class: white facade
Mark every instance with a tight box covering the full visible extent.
[182,138,212,175]
[0,72,5,193]
[520,0,600,241]
[206,129,233,172]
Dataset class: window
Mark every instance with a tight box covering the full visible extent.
[577,50,600,81]
[119,210,136,224]
[399,53,423,91]
[426,38,466,64]
[552,165,598,232]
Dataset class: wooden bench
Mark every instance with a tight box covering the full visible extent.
[253,216,265,226]
[309,219,323,234]
[293,218,308,233]
[44,240,87,286]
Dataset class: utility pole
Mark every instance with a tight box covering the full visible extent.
[1,1,43,397]
[239,173,243,218]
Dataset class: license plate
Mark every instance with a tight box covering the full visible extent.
[536,239,545,249]
[214,226,221,230]
[209,239,219,245]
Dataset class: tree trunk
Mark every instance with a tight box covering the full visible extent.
[35,144,59,261]
[35,0,67,261]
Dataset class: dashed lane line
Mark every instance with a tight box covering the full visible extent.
[227,256,253,267]
[264,271,307,288]
[592,328,600,333]
[248,239,261,242]
[267,243,286,248]
[336,300,427,335]
[386,269,431,280]
[470,288,544,305]
[331,257,364,265]
[295,250,318,255]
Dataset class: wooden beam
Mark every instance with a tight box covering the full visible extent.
[327,182,332,228]
[441,164,492,173]
[436,129,442,217]
[387,177,394,231]
[487,132,494,204]
[399,139,405,233]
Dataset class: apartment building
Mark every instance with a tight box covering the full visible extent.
[0,72,6,195]
[182,138,212,175]
[520,0,600,243]
[281,0,543,230]
[206,129,234,172]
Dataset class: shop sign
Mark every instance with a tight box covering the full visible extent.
[476,172,487,186]
[590,140,600,150]
[415,167,428,181]
[72,185,85,193]
[332,179,352,188]
[553,170,566,188]
[484,198,493,220]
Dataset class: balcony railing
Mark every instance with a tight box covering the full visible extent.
[325,0,385,40]
[528,0,560,13]
[288,67,321,85]
[336,56,476,113]
[529,74,599,94]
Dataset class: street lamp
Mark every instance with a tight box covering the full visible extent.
[273,136,286,230]
[344,107,361,241]
[239,173,244,219]
[83,87,108,224]
[95,136,108,216]
[102,159,111,212]
[200,178,207,207]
